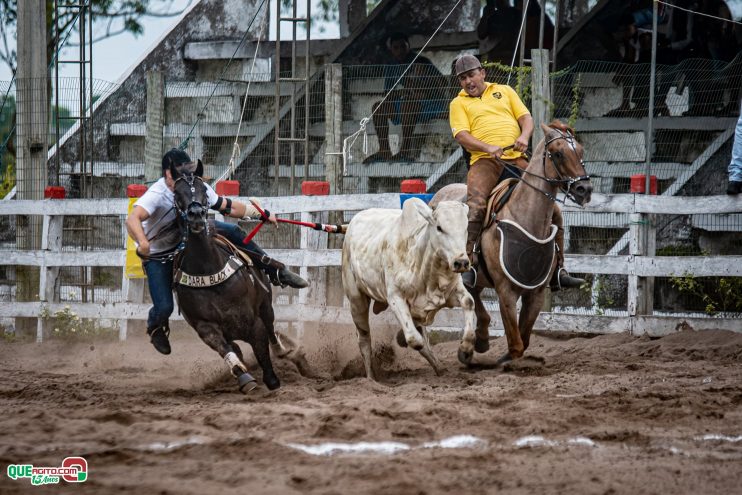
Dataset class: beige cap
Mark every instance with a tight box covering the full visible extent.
[454,54,482,76]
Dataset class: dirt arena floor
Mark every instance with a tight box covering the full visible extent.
[1,322,741,495]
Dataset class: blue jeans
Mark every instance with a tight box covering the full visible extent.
[143,258,174,330]
[143,220,264,330]
[729,104,742,183]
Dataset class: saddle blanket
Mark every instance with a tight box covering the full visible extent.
[497,219,557,289]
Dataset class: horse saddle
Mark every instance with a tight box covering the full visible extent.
[496,219,557,289]
[483,178,519,230]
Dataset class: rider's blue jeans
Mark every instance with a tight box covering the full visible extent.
[143,220,263,331]
[143,257,174,330]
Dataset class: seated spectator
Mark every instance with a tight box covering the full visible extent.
[605,2,678,117]
[477,0,554,65]
[363,32,447,164]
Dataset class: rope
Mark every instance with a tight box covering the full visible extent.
[179,0,269,151]
[656,1,742,26]
[224,1,268,182]
[343,0,464,170]
[507,0,530,86]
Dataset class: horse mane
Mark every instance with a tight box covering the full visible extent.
[546,119,575,137]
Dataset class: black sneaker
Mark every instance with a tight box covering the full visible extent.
[147,325,171,355]
[461,268,477,289]
[277,268,309,289]
[726,181,742,195]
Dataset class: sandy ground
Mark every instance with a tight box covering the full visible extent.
[1,322,741,495]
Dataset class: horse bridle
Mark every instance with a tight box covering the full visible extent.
[496,129,590,205]
[173,172,210,238]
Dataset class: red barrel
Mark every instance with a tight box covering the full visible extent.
[400,179,426,194]
[126,184,148,198]
[44,186,66,199]
[216,180,240,196]
[301,181,330,196]
[630,174,657,195]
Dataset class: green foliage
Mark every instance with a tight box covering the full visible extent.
[0,93,14,182]
[0,1,188,74]
[41,305,118,341]
[587,275,614,316]
[0,161,14,198]
[670,274,742,316]
[481,61,532,102]
[567,73,581,128]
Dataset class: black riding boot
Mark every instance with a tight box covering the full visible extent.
[462,220,482,289]
[549,267,586,291]
[147,324,171,355]
[246,242,308,289]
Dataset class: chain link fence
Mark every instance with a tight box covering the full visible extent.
[0,54,740,318]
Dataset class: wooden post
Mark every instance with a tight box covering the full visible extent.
[530,49,551,147]
[145,70,165,183]
[628,212,656,319]
[531,49,554,310]
[16,0,48,337]
[37,213,63,342]
[324,63,344,306]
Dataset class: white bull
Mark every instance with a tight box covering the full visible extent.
[341,198,477,379]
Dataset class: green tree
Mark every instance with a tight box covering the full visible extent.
[0,92,15,196]
[0,0,192,75]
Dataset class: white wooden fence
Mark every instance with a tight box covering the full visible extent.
[0,192,740,342]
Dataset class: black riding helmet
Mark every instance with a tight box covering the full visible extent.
[162,148,204,177]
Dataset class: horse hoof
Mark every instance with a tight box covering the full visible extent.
[396,329,408,347]
[238,373,258,393]
[474,337,490,354]
[264,376,281,391]
[458,349,473,366]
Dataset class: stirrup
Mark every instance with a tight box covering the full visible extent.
[147,325,171,355]
[462,267,477,289]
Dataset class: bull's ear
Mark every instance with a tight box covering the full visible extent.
[196,159,204,177]
[418,204,435,226]
[402,197,434,226]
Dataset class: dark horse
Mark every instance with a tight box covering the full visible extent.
[171,162,291,393]
[431,121,592,366]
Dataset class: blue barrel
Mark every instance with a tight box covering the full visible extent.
[400,193,434,208]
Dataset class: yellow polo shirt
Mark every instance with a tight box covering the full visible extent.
[449,82,530,164]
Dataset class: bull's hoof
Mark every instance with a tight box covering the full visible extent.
[474,337,490,354]
[494,352,513,368]
[396,329,408,348]
[238,372,258,393]
[458,348,473,366]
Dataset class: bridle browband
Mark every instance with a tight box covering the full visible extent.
[173,171,210,240]
[495,128,590,205]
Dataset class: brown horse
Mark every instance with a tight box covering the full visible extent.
[431,121,592,366]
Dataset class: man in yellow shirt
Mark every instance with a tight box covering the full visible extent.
[450,54,583,290]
